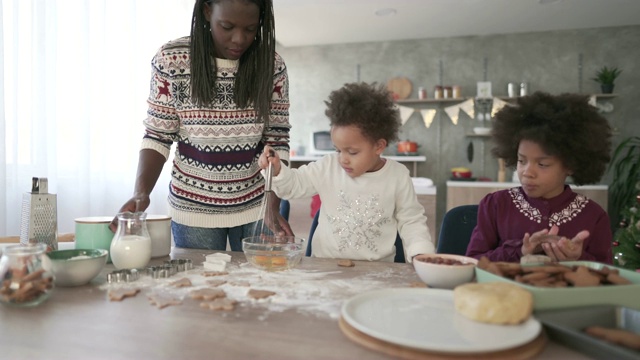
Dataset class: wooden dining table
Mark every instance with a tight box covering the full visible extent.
[0,248,590,360]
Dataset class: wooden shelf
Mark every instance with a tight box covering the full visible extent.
[593,93,618,99]
[395,97,471,105]
[396,94,616,106]
[495,94,618,102]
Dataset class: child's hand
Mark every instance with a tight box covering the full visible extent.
[521,226,561,256]
[542,230,588,261]
[258,145,282,176]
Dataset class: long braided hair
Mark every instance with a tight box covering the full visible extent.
[190,0,276,124]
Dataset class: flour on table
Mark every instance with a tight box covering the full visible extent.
[100,259,415,319]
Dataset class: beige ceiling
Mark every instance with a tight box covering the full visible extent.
[273,0,640,47]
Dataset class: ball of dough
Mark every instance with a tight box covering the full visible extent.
[453,282,533,325]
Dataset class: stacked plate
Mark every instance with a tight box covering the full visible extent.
[340,288,542,355]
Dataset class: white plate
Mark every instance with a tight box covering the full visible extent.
[341,288,541,353]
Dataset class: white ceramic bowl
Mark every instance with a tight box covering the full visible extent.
[43,249,108,287]
[413,253,478,289]
[473,127,491,135]
[242,236,305,271]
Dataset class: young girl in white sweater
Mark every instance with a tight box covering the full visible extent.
[259,82,435,262]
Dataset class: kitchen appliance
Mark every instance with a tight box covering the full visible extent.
[20,177,58,251]
[309,131,334,155]
[397,140,418,154]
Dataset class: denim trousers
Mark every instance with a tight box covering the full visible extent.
[171,221,258,251]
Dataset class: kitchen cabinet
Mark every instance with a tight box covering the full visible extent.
[446,181,608,211]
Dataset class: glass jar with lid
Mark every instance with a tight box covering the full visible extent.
[0,243,54,307]
[434,86,444,99]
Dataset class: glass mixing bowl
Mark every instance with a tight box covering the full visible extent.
[242,236,305,272]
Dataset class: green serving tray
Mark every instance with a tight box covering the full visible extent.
[475,261,640,311]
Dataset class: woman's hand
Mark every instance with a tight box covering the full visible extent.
[542,230,588,261]
[109,195,150,232]
[258,145,282,176]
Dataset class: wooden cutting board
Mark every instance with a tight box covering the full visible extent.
[339,316,547,360]
[387,77,412,100]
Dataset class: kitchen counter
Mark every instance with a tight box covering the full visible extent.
[0,249,588,359]
[446,181,609,211]
[290,155,426,177]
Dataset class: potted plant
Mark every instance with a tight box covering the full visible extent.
[592,66,622,94]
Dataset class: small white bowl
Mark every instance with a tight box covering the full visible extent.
[43,249,108,287]
[413,254,478,289]
[473,127,491,135]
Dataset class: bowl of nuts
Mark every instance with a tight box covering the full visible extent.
[413,254,478,289]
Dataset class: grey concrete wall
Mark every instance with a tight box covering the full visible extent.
[277,25,640,237]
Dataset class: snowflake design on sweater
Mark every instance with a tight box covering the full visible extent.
[216,82,235,108]
[509,188,589,227]
[327,191,390,253]
[173,80,190,106]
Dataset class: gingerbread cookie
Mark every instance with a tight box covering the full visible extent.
[337,259,355,267]
[564,266,601,287]
[170,277,193,288]
[200,298,237,311]
[585,326,640,350]
[147,292,183,309]
[108,288,140,301]
[202,271,229,277]
[206,279,227,287]
[247,289,276,299]
[190,288,226,301]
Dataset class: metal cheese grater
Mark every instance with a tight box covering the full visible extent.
[20,177,58,251]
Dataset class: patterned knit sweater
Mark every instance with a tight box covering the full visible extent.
[141,36,290,228]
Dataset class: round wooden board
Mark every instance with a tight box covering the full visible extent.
[387,77,412,99]
[338,316,547,360]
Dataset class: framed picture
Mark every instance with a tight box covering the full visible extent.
[476,81,492,98]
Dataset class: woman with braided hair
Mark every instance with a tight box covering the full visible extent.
[112,0,292,250]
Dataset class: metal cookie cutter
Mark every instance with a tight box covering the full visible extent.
[165,259,193,272]
[107,269,140,283]
[146,265,170,279]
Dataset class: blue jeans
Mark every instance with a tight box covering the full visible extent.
[171,221,258,251]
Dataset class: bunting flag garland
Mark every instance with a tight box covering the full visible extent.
[458,98,475,119]
[419,109,437,128]
[398,97,505,128]
[491,97,511,117]
[444,104,461,125]
[397,105,415,125]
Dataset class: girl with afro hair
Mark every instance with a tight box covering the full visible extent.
[466,91,613,263]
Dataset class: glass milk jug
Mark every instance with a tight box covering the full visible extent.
[110,212,151,269]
